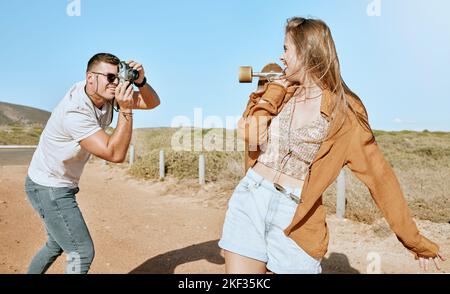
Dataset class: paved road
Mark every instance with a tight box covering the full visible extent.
[0,148,35,166]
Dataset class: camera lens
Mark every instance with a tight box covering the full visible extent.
[131,70,139,82]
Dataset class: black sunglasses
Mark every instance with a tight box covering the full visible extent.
[91,72,119,83]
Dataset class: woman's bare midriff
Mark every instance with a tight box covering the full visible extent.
[252,161,305,191]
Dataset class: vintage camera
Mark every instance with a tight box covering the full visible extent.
[118,61,139,84]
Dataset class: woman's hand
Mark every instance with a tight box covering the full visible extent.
[271,76,292,88]
[418,252,446,272]
[271,76,302,96]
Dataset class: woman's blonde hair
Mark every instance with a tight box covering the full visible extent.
[285,17,374,141]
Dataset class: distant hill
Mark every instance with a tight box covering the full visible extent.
[0,101,51,145]
[0,101,50,126]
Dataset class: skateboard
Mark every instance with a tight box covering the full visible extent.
[238,63,283,91]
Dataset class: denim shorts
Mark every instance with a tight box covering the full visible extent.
[219,168,322,274]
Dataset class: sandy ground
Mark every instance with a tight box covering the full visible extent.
[0,162,449,274]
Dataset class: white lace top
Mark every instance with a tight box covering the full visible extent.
[257,96,330,180]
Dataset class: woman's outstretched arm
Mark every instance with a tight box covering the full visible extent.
[345,124,445,270]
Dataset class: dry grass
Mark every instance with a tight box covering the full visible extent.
[129,127,450,224]
[0,124,44,145]
[4,123,447,224]
[129,128,244,183]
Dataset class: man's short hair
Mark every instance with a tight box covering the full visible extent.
[86,53,120,72]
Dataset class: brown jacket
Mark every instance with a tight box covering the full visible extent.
[237,83,439,260]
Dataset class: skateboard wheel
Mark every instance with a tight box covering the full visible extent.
[239,66,253,83]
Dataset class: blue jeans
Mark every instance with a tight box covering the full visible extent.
[24,176,94,274]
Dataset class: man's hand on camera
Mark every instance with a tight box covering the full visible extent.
[115,81,134,111]
[127,60,145,85]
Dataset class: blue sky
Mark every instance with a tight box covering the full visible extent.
[1,0,449,131]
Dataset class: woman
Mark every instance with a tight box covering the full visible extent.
[218,17,445,274]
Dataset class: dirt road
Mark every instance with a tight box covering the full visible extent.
[1,162,448,274]
[0,148,35,166]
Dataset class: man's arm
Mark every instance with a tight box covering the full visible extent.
[132,83,160,109]
[80,81,134,163]
[80,111,132,163]
[126,60,160,109]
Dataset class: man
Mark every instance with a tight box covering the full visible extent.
[24,53,160,274]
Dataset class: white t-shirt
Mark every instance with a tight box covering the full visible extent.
[28,80,113,188]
